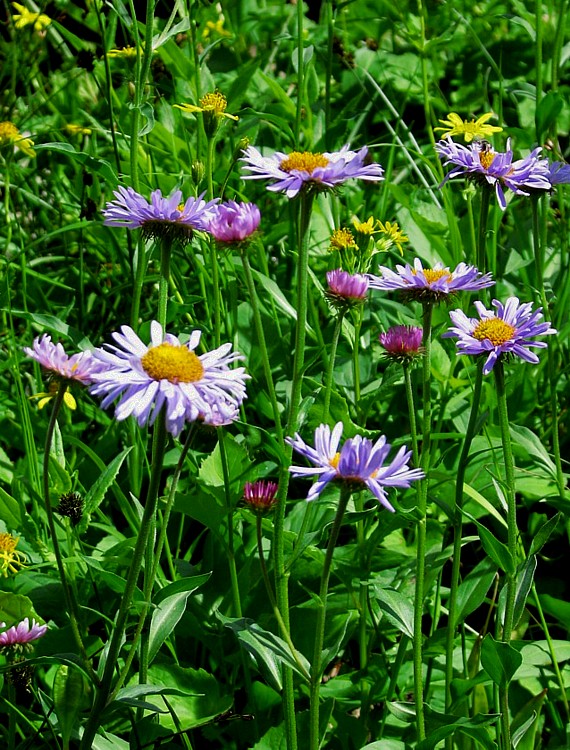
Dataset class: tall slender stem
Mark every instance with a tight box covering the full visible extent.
[308,486,351,750]
[158,238,172,329]
[477,188,491,277]
[294,0,304,147]
[323,310,345,423]
[494,361,517,750]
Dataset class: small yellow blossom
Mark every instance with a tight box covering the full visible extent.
[29,381,77,411]
[106,45,140,58]
[434,112,502,143]
[174,91,238,121]
[64,124,92,137]
[377,220,409,255]
[202,18,231,40]
[0,121,35,157]
[330,227,357,252]
[352,216,378,235]
[11,2,51,31]
[0,533,27,577]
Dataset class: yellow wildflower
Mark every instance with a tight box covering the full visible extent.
[106,45,139,58]
[11,2,51,31]
[352,216,377,235]
[434,112,502,143]
[174,91,238,121]
[29,381,77,410]
[0,533,27,577]
[0,121,35,157]
[377,220,409,255]
[64,124,92,137]
[330,227,357,252]
[202,19,231,40]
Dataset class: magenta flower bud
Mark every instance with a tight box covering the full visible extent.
[208,200,261,243]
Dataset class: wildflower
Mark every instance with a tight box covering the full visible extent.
[202,18,231,40]
[434,112,502,143]
[330,227,358,252]
[444,297,556,375]
[11,2,51,31]
[352,216,377,236]
[326,269,369,309]
[243,480,279,514]
[436,137,551,210]
[102,186,218,244]
[0,618,47,649]
[0,533,26,576]
[379,326,424,363]
[24,334,103,410]
[288,422,424,511]
[208,200,261,244]
[0,121,35,157]
[90,321,249,437]
[175,92,238,137]
[547,161,570,186]
[241,144,384,198]
[56,492,84,526]
[376,220,409,255]
[368,257,494,303]
[64,124,92,137]
[106,45,140,58]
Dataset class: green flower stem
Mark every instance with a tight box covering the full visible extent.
[477,188,491,276]
[294,0,305,147]
[531,196,565,498]
[309,486,352,750]
[44,384,97,684]
[378,634,410,739]
[352,307,363,418]
[218,428,242,618]
[80,414,169,750]
[273,189,315,750]
[493,361,517,750]
[240,247,284,447]
[445,360,484,714]
[413,301,434,741]
[324,0,334,150]
[255,516,310,681]
[158,238,173,329]
[323,310,345,423]
[210,239,222,348]
[403,363,420,465]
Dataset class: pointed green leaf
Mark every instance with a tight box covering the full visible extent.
[481,634,523,687]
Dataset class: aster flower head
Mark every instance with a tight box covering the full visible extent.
[287,422,424,511]
[436,137,551,210]
[102,187,218,244]
[379,326,424,364]
[0,121,35,157]
[0,618,47,651]
[434,112,503,143]
[368,257,494,303]
[208,200,261,244]
[24,334,104,410]
[243,480,279,514]
[547,161,570,186]
[241,144,384,198]
[443,297,556,375]
[0,533,27,577]
[11,2,51,31]
[90,322,249,437]
[326,269,369,310]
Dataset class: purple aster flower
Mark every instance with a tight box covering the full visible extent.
[326,269,369,309]
[243,480,279,514]
[0,618,47,648]
[379,326,424,362]
[368,257,494,303]
[90,322,249,437]
[443,297,556,375]
[547,161,570,186]
[287,422,424,511]
[208,200,261,243]
[241,144,384,198]
[102,186,218,243]
[436,137,551,210]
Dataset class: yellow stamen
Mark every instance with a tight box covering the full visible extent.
[141,343,204,383]
[479,151,496,170]
[413,268,452,284]
[0,533,27,577]
[280,151,329,174]
[200,91,228,113]
[330,228,357,251]
[472,318,515,345]
[329,452,341,469]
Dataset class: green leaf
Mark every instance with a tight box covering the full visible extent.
[220,615,310,690]
[0,486,22,530]
[512,555,537,629]
[372,586,414,638]
[53,665,89,747]
[81,447,133,529]
[0,592,39,626]
[509,424,557,479]
[454,558,497,627]
[34,143,117,185]
[481,634,523,687]
[511,689,547,750]
[251,724,288,750]
[536,91,564,138]
[464,512,515,575]
[529,513,561,556]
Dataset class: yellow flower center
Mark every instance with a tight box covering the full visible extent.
[479,151,496,170]
[200,91,228,114]
[352,216,377,235]
[329,452,341,469]
[0,533,26,577]
[280,151,329,174]
[330,228,357,251]
[0,121,19,143]
[141,343,204,383]
[472,318,515,345]
[413,268,452,284]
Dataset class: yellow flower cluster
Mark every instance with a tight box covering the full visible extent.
[0,121,35,157]
[11,2,51,31]
[435,112,502,143]
[0,533,27,577]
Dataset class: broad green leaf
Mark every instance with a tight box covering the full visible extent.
[529,513,561,556]
[34,143,117,185]
[53,665,89,747]
[372,586,414,638]
[251,724,287,750]
[509,424,557,479]
[0,486,22,530]
[464,512,515,575]
[454,558,497,627]
[511,689,547,750]
[481,634,522,687]
[0,592,39,626]
[82,447,133,521]
[153,573,211,606]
